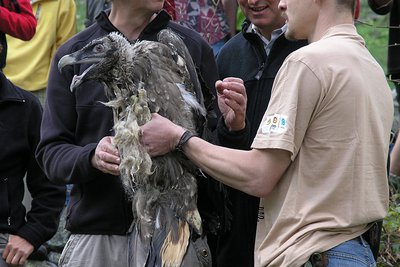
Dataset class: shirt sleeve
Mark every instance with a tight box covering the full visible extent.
[17,94,66,250]
[251,57,322,160]
[56,0,77,48]
[0,0,36,40]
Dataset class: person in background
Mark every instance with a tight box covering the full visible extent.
[174,0,237,55]
[210,0,307,266]
[390,128,400,181]
[0,0,36,70]
[139,0,393,265]
[35,0,219,266]
[85,0,176,28]
[4,0,76,105]
[0,71,65,267]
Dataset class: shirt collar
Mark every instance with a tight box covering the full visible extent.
[248,24,287,55]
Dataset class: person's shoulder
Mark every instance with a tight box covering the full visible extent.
[219,32,246,52]
[1,80,42,112]
[167,21,209,48]
[14,85,41,108]
[56,24,106,56]
[286,40,322,60]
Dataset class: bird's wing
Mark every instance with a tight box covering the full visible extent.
[157,29,204,109]
[134,40,204,133]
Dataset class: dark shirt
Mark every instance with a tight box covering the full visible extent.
[36,10,219,235]
[0,71,65,250]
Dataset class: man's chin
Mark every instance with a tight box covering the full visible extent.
[284,30,301,41]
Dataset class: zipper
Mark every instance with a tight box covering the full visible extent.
[7,217,10,226]
[255,63,265,80]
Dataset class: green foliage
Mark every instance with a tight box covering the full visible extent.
[356,0,394,89]
[75,0,86,32]
[378,190,400,267]
[358,1,400,265]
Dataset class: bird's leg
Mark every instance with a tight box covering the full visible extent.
[134,86,152,126]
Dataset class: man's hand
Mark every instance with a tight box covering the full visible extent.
[91,136,120,175]
[140,113,185,157]
[216,77,247,131]
[2,235,34,266]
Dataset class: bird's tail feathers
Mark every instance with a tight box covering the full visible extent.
[131,203,195,267]
[160,219,190,267]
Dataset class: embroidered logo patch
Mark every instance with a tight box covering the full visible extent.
[261,113,288,134]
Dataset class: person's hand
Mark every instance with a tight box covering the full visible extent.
[2,235,34,266]
[91,136,120,175]
[215,77,247,131]
[140,113,185,157]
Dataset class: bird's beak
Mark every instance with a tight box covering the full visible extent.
[58,54,77,73]
[58,52,103,73]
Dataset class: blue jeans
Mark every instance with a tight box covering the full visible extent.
[326,236,376,267]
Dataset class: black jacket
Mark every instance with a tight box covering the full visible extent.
[36,10,219,235]
[0,72,65,250]
[212,20,307,267]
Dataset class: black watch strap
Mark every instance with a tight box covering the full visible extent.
[175,130,196,152]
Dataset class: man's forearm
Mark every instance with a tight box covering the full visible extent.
[390,133,400,176]
[182,134,291,198]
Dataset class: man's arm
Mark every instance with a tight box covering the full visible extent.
[142,113,291,197]
[390,130,400,176]
[3,93,65,266]
[0,0,36,40]
[141,79,291,197]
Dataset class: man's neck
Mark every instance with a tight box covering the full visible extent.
[256,23,285,41]
[309,4,354,42]
[108,3,157,41]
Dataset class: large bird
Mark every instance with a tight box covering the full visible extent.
[58,30,207,267]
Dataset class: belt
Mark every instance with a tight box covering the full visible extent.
[302,252,328,267]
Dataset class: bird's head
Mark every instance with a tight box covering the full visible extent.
[58,32,131,91]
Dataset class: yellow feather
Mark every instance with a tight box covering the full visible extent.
[161,220,190,267]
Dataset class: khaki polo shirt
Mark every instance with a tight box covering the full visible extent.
[252,24,393,266]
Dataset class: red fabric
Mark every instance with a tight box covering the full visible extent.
[0,0,36,40]
[163,0,176,20]
[354,0,360,20]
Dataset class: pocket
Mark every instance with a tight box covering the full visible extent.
[0,177,10,222]
[59,234,83,266]
[0,233,9,244]
[0,233,9,255]
[192,236,212,267]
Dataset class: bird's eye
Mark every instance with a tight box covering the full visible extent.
[93,44,104,52]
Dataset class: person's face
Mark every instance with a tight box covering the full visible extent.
[278,0,318,41]
[238,0,285,31]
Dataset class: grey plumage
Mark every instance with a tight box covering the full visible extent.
[58,30,206,267]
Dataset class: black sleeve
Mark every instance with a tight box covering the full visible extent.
[17,94,66,250]
[214,117,251,149]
